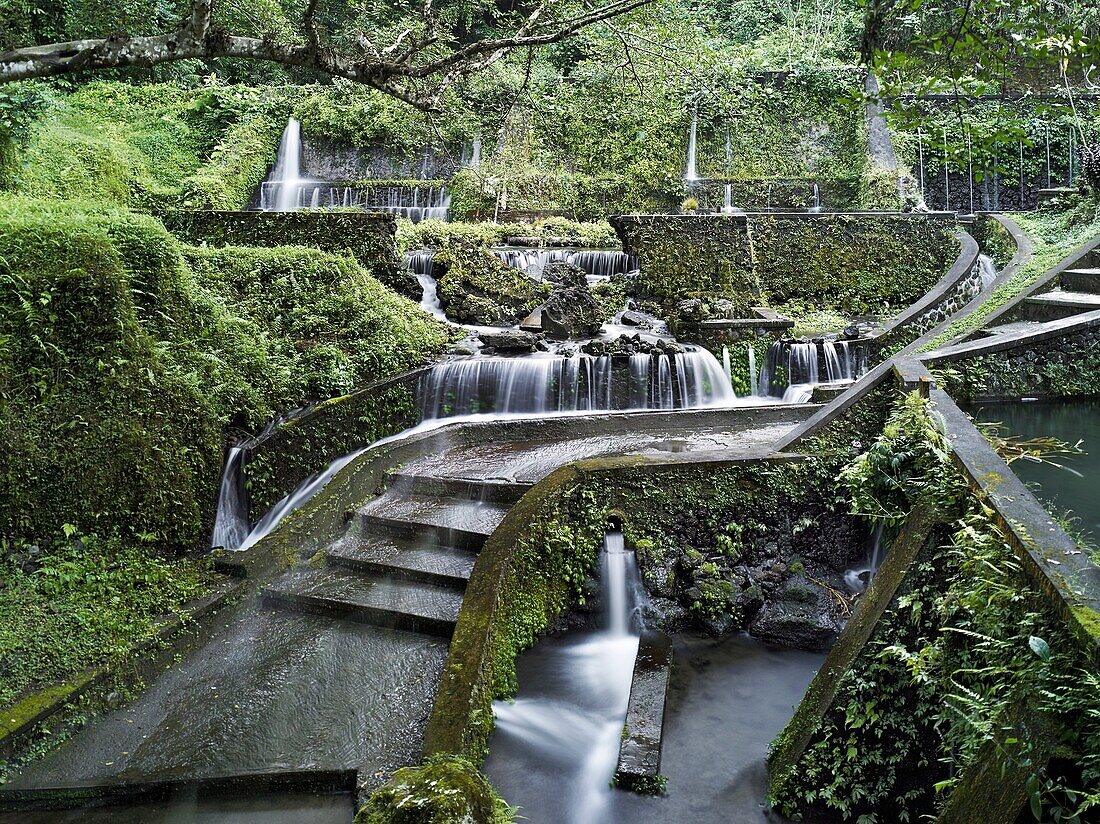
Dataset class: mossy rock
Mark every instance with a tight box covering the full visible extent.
[435,246,551,326]
[357,756,512,824]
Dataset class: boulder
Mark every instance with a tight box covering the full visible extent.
[541,286,603,339]
[620,309,652,327]
[542,260,588,288]
[520,306,544,332]
[478,330,541,353]
[749,573,844,651]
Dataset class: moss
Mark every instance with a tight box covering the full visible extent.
[180,112,286,209]
[435,245,551,326]
[0,197,448,555]
[357,756,514,824]
[1070,605,1100,641]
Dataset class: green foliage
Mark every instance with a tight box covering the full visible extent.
[10,81,287,209]
[839,392,962,525]
[357,755,515,824]
[0,530,210,709]
[775,391,1100,822]
[0,196,447,555]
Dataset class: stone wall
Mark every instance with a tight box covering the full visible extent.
[161,210,405,290]
[613,213,958,316]
[933,322,1100,402]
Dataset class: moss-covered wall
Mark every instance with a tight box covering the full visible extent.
[938,326,1100,402]
[0,198,448,558]
[244,372,425,516]
[613,215,761,312]
[614,214,957,316]
[162,210,405,289]
[750,214,957,315]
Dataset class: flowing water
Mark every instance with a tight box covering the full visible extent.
[486,602,824,823]
[486,532,642,824]
[418,350,736,419]
[758,339,866,402]
[258,118,449,221]
[972,399,1100,542]
[211,447,250,550]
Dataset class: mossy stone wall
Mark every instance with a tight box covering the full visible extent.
[750,214,957,314]
[614,213,957,316]
[937,325,1100,402]
[612,215,761,312]
[162,210,404,288]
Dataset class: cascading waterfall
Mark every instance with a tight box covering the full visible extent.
[260,117,308,213]
[490,531,642,824]
[258,117,449,221]
[419,349,735,419]
[722,346,732,388]
[493,249,638,280]
[757,339,866,402]
[211,448,250,550]
[748,347,758,396]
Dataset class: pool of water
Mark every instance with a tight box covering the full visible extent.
[485,629,823,823]
[971,399,1100,542]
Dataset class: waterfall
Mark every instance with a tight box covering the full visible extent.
[492,249,638,280]
[686,114,698,181]
[261,117,307,213]
[747,347,758,396]
[809,182,822,213]
[471,136,482,170]
[722,346,732,389]
[257,119,449,221]
[211,448,250,550]
[977,253,997,289]
[419,349,735,419]
[491,531,642,823]
[756,339,867,402]
[844,522,886,594]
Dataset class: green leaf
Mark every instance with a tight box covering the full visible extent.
[1028,635,1051,662]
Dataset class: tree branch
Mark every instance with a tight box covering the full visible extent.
[0,0,652,110]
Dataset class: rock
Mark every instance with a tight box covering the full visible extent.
[643,597,690,633]
[520,306,544,332]
[620,309,652,327]
[749,574,844,651]
[677,298,705,321]
[478,330,540,353]
[541,260,588,288]
[541,286,603,339]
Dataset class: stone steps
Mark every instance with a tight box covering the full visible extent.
[383,473,532,505]
[262,568,463,638]
[327,535,476,588]
[1059,267,1100,294]
[357,494,510,550]
[1021,290,1100,322]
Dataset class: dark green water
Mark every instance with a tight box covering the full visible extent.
[971,400,1100,543]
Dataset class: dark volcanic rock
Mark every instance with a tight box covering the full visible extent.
[541,260,588,288]
[749,574,844,651]
[541,286,603,339]
[478,330,541,353]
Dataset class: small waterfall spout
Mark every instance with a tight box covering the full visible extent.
[977,253,997,289]
[844,523,886,593]
[211,447,250,549]
[490,531,643,823]
[685,114,698,181]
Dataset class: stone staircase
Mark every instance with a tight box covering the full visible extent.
[982,248,1100,336]
[262,474,531,638]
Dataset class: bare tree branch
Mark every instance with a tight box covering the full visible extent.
[0,0,651,110]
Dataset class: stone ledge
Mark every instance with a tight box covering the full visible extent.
[615,630,673,793]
